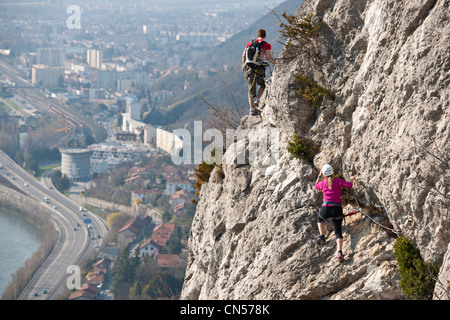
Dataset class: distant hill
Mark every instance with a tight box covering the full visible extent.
[198,0,302,69]
[145,0,302,130]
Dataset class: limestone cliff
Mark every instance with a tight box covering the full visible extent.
[181,0,449,300]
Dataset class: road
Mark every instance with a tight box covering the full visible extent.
[0,151,108,300]
[0,57,109,299]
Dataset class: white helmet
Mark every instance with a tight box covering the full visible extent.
[322,164,334,177]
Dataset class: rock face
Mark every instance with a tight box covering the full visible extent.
[181,0,449,300]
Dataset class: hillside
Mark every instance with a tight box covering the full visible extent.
[146,0,302,130]
[181,0,449,300]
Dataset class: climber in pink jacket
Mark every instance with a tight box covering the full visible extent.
[313,164,355,262]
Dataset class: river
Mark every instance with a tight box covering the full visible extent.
[0,209,43,297]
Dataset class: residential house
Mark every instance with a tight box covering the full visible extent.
[173,202,187,214]
[124,175,144,184]
[139,238,162,258]
[157,254,183,268]
[98,243,119,261]
[69,284,97,300]
[94,257,113,275]
[151,233,169,247]
[128,166,150,178]
[170,189,190,207]
[118,216,152,248]
[153,223,175,242]
[125,166,151,185]
[131,188,161,205]
[164,177,194,195]
[86,271,105,289]
[139,223,175,255]
[161,165,180,178]
[171,189,195,214]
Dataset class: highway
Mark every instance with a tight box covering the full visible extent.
[0,152,108,300]
[0,58,109,299]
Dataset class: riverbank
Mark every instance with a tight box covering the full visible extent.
[0,187,57,300]
[0,210,42,296]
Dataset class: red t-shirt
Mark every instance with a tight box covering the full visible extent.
[246,39,272,61]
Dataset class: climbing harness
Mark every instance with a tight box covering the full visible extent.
[244,62,270,88]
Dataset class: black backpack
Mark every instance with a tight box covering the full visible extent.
[245,40,266,67]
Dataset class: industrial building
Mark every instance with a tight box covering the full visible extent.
[60,149,92,182]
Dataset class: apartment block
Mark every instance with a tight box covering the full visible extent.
[31,64,64,87]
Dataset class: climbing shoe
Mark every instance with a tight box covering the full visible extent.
[313,235,326,245]
[338,251,345,263]
[250,108,258,116]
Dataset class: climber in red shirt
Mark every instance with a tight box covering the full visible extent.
[242,29,275,115]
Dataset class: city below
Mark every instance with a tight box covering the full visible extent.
[0,0,286,300]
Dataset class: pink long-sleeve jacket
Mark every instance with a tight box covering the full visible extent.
[315,177,353,206]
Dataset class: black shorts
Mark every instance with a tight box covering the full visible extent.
[317,205,344,239]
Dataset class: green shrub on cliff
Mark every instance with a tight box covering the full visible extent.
[278,13,322,64]
[287,134,320,164]
[393,236,440,300]
[295,74,335,108]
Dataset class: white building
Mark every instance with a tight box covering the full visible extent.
[122,113,146,133]
[97,70,146,90]
[121,96,149,139]
[156,128,183,155]
[126,96,141,120]
[117,79,134,91]
[60,149,92,182]
[32,64,64,87]
[88,143,149,165]
[131,188,160,205]
[37,47,64,68]
[144,124,156,146]
[164,177,194,195]
[139,238,161,258]
[87,49,103,69]
[90,159,108,175]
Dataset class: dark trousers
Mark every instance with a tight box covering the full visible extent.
[317,205,344,239]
